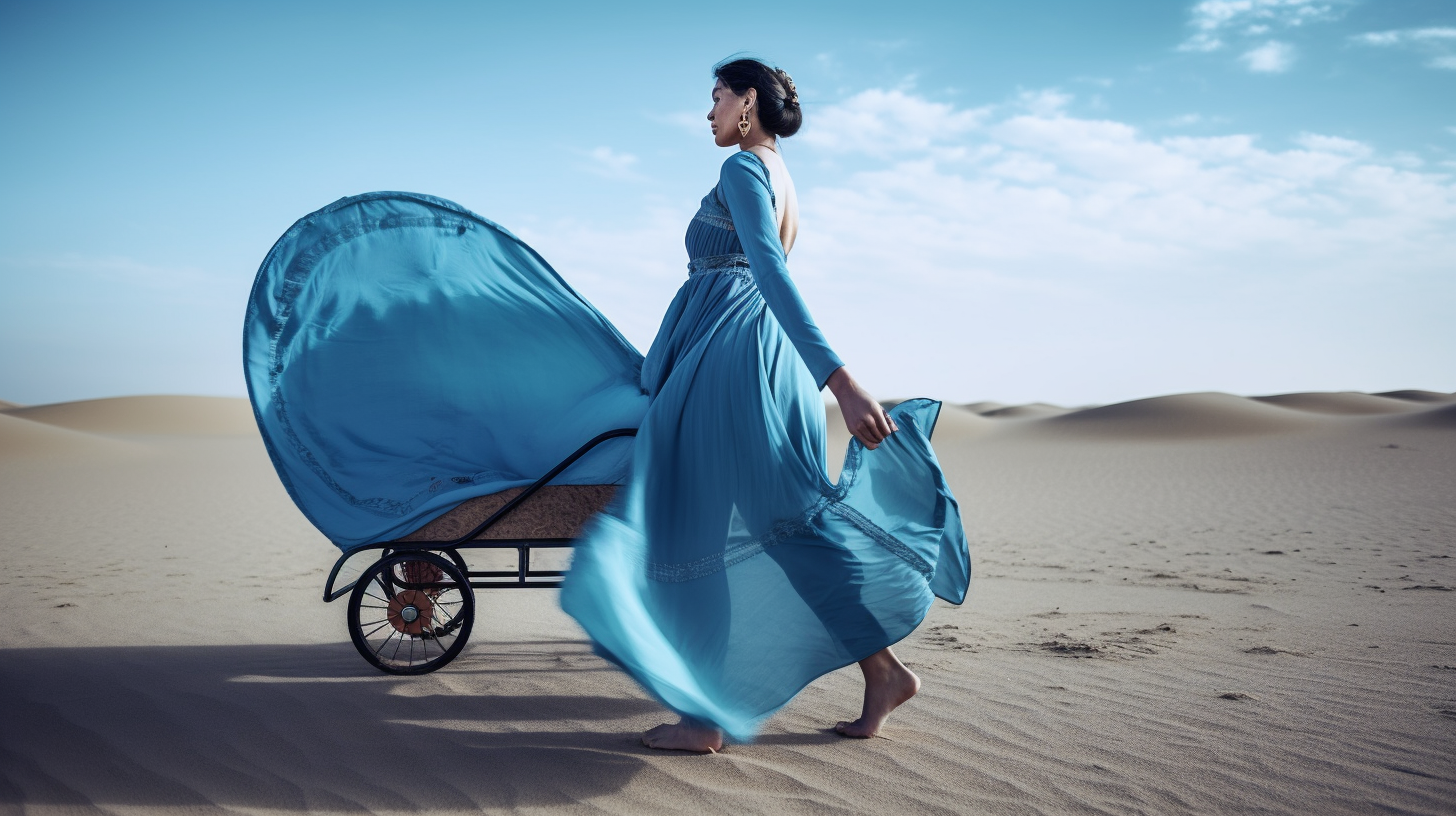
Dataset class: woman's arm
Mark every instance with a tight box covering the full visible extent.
[826,367,898,449]
[719,153,896,449]
[718,152,843,388]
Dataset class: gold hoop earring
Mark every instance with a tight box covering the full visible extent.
[738,110,751,138]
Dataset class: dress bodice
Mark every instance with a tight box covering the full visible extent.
[683,165,773,263]
[677,151,843,389]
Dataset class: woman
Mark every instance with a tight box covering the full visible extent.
[560,58,970,753]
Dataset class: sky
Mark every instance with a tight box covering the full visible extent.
[1,0,1452,407]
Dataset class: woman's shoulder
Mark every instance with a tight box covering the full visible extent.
[718,150,771,185]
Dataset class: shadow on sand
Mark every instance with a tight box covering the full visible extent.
[0,640,667,810]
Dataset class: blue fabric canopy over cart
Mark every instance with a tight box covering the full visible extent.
[243,192,648,550]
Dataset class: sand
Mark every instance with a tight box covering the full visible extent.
[2,390,1454,814]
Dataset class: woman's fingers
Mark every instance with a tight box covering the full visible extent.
[874,410,895,439]
[856,414,886,446]
[833,375,898,450]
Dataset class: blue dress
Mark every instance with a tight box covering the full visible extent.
[559,152,969,741]
[243,157,969,743]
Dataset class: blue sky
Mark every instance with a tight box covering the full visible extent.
[2,0,1452,406]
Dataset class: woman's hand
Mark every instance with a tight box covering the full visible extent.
[826,367,898,450]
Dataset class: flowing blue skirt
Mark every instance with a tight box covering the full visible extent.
[560,263,969,742]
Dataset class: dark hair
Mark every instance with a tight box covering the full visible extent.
[713,57,802,138]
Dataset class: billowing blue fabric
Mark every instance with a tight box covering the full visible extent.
[560,152,970,741]
[245,166,970,740]
[243,192,647,549]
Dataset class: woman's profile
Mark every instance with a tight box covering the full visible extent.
[559,57,970,752]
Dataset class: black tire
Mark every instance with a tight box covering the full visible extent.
[348,551,474,674]
[439,547,470,579]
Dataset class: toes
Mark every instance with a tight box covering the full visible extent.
[834,719,874,739]
[834,720,867,738]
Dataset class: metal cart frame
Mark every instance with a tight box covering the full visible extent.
[321,428,636,674]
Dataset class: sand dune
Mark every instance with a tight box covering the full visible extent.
[1252,391,1431,415]
[1039,391,1320,438]
[1373,389,1456,403]
[1386,400,1456,430]
[978,402,1071,419]
[960,400,1008,414]
[0,399,24,410]
[0,413,142,458]
[3,395,257,436]
[923,403,996,440]
[2,388,1453,815]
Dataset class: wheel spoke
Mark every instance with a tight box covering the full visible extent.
[351,556,471,672]
[388,629,406,664]
[373,628,398,660]
[360,619,392,640]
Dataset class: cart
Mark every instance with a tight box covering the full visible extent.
[319,427,636,675]
[246,192,648,677]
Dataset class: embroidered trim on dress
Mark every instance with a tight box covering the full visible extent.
[825,502,935,579]
[692,191,736,231]
[688,253,749,274]
[643,441,930,583]
[645,496,832,582]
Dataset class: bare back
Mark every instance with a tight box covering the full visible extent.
[746,145,799,254]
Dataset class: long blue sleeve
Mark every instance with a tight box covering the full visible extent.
[718,152,845,389]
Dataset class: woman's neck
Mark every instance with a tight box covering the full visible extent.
[739,136,777,154]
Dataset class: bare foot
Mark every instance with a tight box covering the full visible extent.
[642,719,723,753]
[835,647,920,738]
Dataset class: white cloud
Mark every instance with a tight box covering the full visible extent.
[773,89,1456,401]
[1015,88,1073,116]
[1352,26,1456,70]
[1354,31,1402,46]
[1354,27,1456,45]
[1241,40,1296,72]
[582,146,641,180]
[1180,0,1340,52]
[799,89,989,157]
[513,207,692,352]
[1294,133,1371,157]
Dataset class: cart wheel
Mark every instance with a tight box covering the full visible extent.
[348,551,474,675]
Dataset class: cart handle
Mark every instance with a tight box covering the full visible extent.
[445,426,637,545]
[322,426,637,602]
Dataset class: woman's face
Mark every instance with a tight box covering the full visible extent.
[707,79,754,148]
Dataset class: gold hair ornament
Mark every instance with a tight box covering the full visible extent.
[782,72,799,107]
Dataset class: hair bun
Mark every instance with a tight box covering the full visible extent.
[714,57,804,138]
